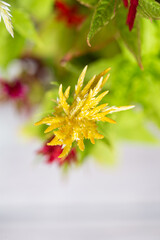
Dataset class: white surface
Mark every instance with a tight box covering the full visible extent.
[0,104,160,239]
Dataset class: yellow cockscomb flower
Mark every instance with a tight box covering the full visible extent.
[35,66,134,158]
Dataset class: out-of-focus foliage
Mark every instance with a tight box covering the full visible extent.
[0,0,160,167]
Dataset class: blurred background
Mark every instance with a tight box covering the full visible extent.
[1,105,160,239]
[0,0,160,239]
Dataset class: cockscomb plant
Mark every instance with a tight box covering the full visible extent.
[0,0,160,169]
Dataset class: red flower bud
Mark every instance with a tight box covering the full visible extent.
[126,0,139,31]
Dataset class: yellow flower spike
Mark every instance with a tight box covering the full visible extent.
[101,73,110,89]
[35,66,134,158]
[48,136,62,146]
[44,122,62,133]
[64,86,71,99]
[58,84,70,114]
[91,68,111,89]
[35,117,57,126]
[80,75,96,97]
[59,144,72,158]
[106,106,135,114]
[92,77,103,97]
[100,117,116,124]
[77,138,85,151]
[88,103,108,116]
[75,65,88,97]
[96,67,111,80]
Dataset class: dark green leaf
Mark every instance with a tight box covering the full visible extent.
[87,0,117,46]
[138,0,160,19]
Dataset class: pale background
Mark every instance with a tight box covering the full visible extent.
[0,104,160,240]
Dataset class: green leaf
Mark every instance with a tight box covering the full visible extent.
[29,0,54,20]
[17,0,54,20]
[0,25,25,67]
[87,0,118,46]
[16,0,54,20]
[116,111,159,143]
[12,8,42,47]
[115,7,142,68]
[77,0,99,7]
[138,0,160,19]
[34,17,75,59]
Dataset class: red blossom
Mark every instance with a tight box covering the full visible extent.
[0,79,28,100]
[37,140,77,166]
[122,0,139,31]
[55,0,86,28]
